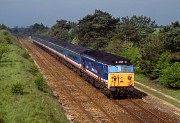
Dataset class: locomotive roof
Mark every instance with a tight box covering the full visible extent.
[33,35,131,65]
[82,50,131,66]
[34,35,89,54]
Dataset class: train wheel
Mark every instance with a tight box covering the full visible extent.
[99,85,104,94]
[77,70,81,76]
[104,87,111,97]
[109,91,115,99]
[129,92,135,99]
[82,73,86,80]
[90,78,94,85]
[95,81,100,88]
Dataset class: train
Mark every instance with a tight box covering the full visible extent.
[30,35,134,98]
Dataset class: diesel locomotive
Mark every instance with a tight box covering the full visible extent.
[31,36,134,97]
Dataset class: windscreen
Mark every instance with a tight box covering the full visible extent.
[109,65,134,73]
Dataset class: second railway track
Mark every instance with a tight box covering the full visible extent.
[114,99,178,123]
[20,38,180,123]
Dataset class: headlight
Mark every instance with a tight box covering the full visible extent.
[128,76,132,80]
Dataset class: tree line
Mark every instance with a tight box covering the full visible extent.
[12,10,180,88]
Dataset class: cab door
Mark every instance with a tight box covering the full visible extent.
[97,64,103,82]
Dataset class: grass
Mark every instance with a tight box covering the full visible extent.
[135,74,180,108]
[0,30,69,123]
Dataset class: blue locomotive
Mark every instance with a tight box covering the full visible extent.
[31,36,134,97]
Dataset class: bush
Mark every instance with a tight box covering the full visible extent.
[21,51,30,59]
[11,83,24,94]
[0,43,9,60]
[140,60,155,76]
[34,75,46,92]
[105,39,122,55]
[3,31,8,36]
[151,52,171,79]
[160,62,180,88]
[29,65,38,75]
[139,36,165,76]
[5,37,12,44]
[0,118,4,123]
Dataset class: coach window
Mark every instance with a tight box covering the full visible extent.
[92,62,95,68]
[98,65,101,70]
[89,62,91,66]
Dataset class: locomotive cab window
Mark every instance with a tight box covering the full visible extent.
[109,65,134,73]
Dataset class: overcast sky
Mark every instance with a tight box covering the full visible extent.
[0,0,179,27]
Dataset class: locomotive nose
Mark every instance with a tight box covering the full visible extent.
[108,73,134,88]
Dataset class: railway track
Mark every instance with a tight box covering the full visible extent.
[114,99,176,123]
[131,99,179,122]
[20,38,180,123]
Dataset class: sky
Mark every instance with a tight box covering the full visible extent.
[0,0,179,27]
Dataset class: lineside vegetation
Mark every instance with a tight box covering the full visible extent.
[0,27,69,122]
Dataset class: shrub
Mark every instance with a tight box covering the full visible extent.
[160,62,180,88]
[0,118,4,123]
[3,31,8,36]
[151,52,171,79]
[105,39,124,55]
[29,65,38,75]
[11,83,24,94]
[34,75,47,92]
[21,51,30,59]
[140,36,165,76]
[140,60,155,76]
[5,37,12,44]
[0,43,9,60]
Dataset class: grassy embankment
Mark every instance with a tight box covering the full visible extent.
[135,74,180,108]
[0,30,69,122]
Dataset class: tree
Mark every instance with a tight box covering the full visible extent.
[0,24,8,30]
[12,23,49,35]
[171,21,180,28]
[151,52,171,79]
[140,35,165,76]
[160,62,180,88]
[48,20,77,42]
[160,23,180,53]
[115,15,157,45]
[30,23,49,34]
[77,10,119,49]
